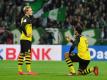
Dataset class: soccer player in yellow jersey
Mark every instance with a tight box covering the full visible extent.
[64,26,98,76]
[17,6,36,75]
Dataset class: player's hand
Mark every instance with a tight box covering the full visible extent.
[69,52,75,56]
[26,34,32,37]
[65,36,71,42]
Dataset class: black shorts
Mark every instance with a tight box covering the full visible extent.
[69,53,90,71]
[20,40,31,54]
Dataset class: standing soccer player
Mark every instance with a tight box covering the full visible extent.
[17,6,35,75]
[64,26,99,76]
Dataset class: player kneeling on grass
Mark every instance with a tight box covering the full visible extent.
[64,26,98,76]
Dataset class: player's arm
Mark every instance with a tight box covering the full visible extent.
[66,36,74,43]
[20,23,27,36]
[29,15,35,26]
[21,17,31,37]
[69,36,80,54]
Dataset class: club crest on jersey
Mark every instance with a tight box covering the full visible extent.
[23,19,27,22]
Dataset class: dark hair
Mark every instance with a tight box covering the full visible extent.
[75,26,82,35]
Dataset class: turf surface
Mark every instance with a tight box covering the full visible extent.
[0,61,106,80]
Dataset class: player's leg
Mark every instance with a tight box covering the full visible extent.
[25,52,32,73]
[81,65,98,76]
[24,40,36,75]
[24,40,32,73]
[64,52,78,75]
[78,59,91,75]
[18,53,25,74]
[0,55,3,60]
[18,40,25,74]
[81,66,98,76]
[78,59,98,76]
[25,52,33,74]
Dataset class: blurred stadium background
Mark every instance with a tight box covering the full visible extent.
[0,0,107,80]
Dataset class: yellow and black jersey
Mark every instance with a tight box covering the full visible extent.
[77,36,90,60]
[20,15,32,41]
[69,35,90,60]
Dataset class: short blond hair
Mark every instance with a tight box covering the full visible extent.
[23,6,31,13]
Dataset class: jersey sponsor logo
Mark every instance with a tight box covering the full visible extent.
[23,19,27,22]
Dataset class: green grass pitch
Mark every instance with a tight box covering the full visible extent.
[0,61,107,80]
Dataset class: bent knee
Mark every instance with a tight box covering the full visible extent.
[64,52,69,58]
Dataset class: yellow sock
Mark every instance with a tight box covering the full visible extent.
[18,65,22,72]
[65,57,75,73]
[69,66,76,73]
[26,64,31,72]
[90,67,94,72]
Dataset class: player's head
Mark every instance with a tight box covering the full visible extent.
[23,6,32,16]
[74,26,82,36]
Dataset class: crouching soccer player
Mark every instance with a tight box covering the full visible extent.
[64,26,99,76]
[17,6,36,75]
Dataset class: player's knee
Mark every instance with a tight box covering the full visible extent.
[78,69,83,75]
[64,52,69,58]
[77,70,82,75]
